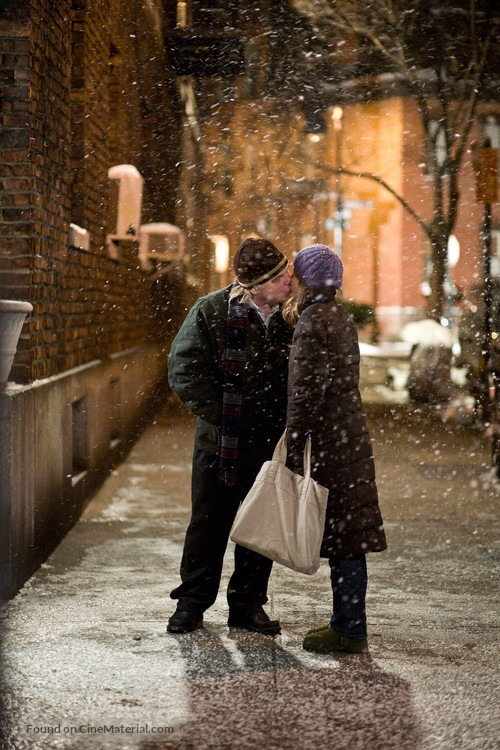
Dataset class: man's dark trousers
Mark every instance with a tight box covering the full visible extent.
[170,448,273,614]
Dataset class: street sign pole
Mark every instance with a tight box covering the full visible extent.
[475,147,498,426]
[481,201,493,424]
[475,146,498,479]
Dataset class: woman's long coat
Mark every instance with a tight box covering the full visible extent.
[286,290,387,558]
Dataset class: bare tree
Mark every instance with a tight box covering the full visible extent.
[293,0,500,318]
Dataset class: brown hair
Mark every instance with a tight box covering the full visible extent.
[282,278,309,327]
[282,279,343,327]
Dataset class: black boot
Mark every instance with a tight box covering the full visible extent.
[167,608,203,634]
[228,605,281,635]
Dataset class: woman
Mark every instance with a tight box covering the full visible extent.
[283,244,387,654]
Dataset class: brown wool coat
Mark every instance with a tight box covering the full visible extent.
[286,291,387,558]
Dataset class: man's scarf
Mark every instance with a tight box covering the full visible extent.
[219,289,249,486]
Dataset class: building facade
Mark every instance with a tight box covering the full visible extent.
[171,1,500,337]
[0,0,184,598]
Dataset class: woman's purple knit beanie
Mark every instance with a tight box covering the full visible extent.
[294,244,343,290]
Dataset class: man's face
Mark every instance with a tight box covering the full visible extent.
[252,268,291,307]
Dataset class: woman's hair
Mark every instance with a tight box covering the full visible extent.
[282,279,309,327]
[282,278,342,327]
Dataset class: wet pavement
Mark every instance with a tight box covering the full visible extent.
[0,397,499,750]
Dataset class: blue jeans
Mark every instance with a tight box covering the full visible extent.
[329,556,367,638]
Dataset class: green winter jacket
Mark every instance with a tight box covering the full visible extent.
[168,285,293,467]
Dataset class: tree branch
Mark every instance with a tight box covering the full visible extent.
[322,165,431,237]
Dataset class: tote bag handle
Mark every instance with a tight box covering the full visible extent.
[273,431,312,480]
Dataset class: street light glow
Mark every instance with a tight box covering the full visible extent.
[332,107,343,131]
[212,234,230,274]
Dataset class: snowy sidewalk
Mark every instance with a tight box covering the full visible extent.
[0,400,499,749]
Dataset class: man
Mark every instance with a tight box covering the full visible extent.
[167,238,292,635]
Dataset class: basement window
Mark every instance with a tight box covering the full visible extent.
[71,396,88,484]
[109,378,121,448]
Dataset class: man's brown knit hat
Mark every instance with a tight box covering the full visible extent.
[233,238,288,289]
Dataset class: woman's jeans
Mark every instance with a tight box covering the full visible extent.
[329,555,367,638]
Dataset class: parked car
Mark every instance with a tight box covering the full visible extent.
[400,319,453,403]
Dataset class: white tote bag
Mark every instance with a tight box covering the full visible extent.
[230,432,329,575]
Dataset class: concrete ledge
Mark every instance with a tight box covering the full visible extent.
[0,343,169,601]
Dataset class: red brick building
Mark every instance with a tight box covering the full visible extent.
[314,98,500,337]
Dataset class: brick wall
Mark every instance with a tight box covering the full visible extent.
[0,0,181,383]
[0,0,32,382]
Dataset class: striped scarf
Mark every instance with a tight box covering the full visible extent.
[218,288,249,487]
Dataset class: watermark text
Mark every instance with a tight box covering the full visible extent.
[25,723,174,736]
